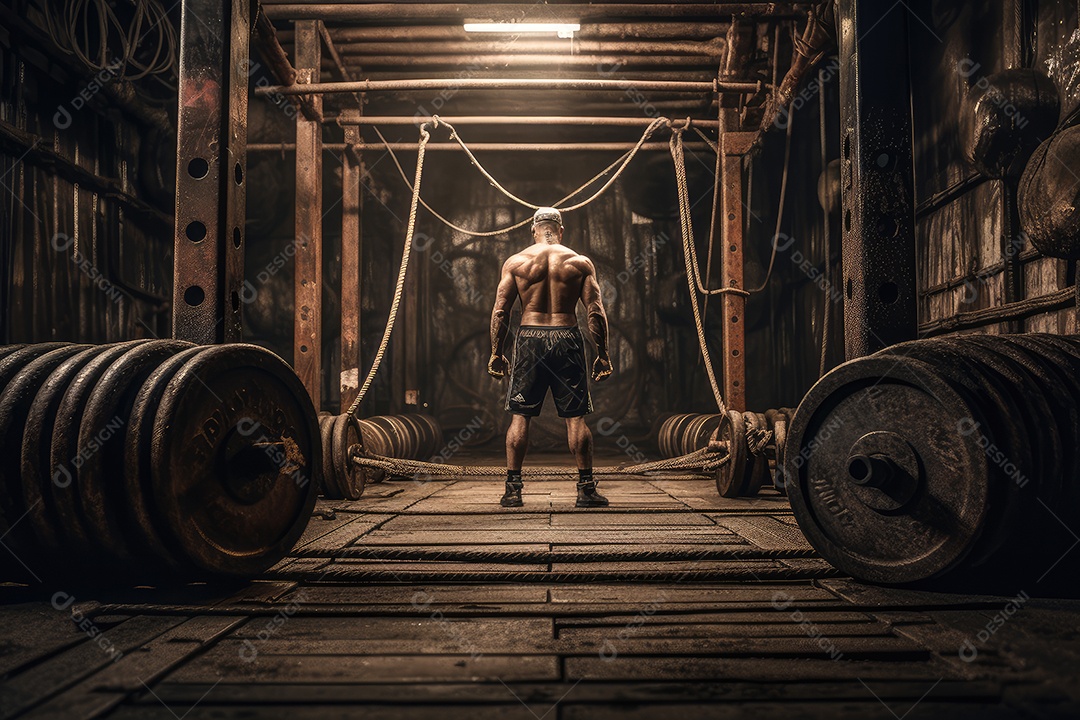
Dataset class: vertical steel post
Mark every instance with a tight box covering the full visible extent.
[340,126,363,411]
[837,1,918,358]
[173,0,249,343]
[720,134,746,412]
[294,21,323,408]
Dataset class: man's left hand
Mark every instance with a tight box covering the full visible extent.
[488,354,509,378]
[592,356,613,382]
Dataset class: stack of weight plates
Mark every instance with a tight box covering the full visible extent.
[783,333,1080,585]
[0,341,318,582]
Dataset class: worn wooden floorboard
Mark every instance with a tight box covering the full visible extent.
[2,475,1079,719]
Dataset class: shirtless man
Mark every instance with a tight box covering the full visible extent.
[488,207,613,508]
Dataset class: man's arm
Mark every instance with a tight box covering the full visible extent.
[580,259,613,382]
[488,260,517,377]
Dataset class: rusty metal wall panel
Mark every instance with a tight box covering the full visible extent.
[1,32,171,344]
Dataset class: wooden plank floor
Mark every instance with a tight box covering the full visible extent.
[2,464,1080,719]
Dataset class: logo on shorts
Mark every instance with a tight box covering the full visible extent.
[511,393,526,403]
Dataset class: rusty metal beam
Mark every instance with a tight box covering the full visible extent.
[252,8,322,123]
[294,21,323,408]
[277,23,765,43]
[257,77,749,96]
[262,4,806,22]
[172,0,248,343]
[326,115,720,128]
[340,123,363,411]
[719,127,746,412]
[328,39,726,56]
[322,54,722,68]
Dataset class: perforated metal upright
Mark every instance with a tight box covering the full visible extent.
[172,0,249,343]
[837,1,918,358]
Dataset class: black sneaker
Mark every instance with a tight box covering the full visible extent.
[500,480,523,507]
[576,480,609,508]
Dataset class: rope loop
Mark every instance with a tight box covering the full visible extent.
[669,128,728,415]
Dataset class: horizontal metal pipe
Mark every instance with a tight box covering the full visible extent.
[334,54,721,67]
[277,23,742,43]
[256,77,752,96]
[248,141,714,152]
[263,4,803,21]
[328,115,720,128]
[324,69,719,82]
[329,39,726,55]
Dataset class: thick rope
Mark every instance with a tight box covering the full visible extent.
[369,119,668,237]
[435,115,670,212]
[373,124,533,237]
[350,446,729,478]
[345,124,431,417]
[269,567,841,583]
[292,547,819,562]
[373,124,631,237]
[670,129,730,416]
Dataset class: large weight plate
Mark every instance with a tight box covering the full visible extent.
[356,418,388,484]
[77,340,194,562]
[962,335,1068,506]
[150,344,318,576]
[123,347,206,572]
[715,411,751,498]
[0,345,28,362]
[878,339,1030,569]
[49,341,149,554]
[318,413,342,499]
[333,413,366,500]
[0,343,71,399]
[20,345,116,555]
[0,345,90,550]
[785,355,991,585]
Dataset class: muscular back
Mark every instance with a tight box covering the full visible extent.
[489,226,610,380]
[504,244,592,326]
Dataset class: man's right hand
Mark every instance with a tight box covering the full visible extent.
[592,356,613,382]
[488,354,508,378]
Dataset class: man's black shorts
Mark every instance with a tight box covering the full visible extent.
[506,325,593,418]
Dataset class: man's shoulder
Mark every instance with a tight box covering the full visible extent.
[563,250,595,273]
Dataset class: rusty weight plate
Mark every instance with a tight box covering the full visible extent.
[714,410,751,498]
[784,354,991,585]
[333,413,366,500]
[0,345,90,550]
[48,341,150,555]
[77,340,194,563]
[123,346,207,573]
[20,345,116,556]
[149,344,319,576]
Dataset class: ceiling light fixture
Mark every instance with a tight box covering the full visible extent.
[463,22,580,39]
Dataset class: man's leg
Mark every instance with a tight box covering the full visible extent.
[507,413,530,470]
[566,416,592,468]
[567,417,608,507]
[501,414,530,507]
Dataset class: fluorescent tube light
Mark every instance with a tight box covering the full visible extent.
[463,22,580,39]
